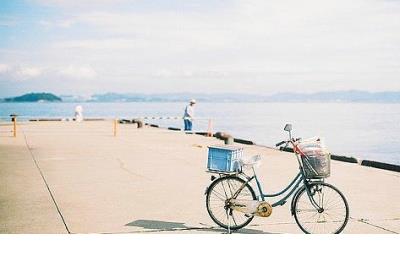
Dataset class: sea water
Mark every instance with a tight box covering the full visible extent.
[1,102,399,165]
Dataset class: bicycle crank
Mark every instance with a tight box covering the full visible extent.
[229,199,273,217]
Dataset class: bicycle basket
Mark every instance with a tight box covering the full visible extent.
[299,138,331,178]
[301,151,331,178]
[207,145,243,174]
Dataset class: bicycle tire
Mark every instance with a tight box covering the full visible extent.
[206,176,256,230]
[293,182,349,234]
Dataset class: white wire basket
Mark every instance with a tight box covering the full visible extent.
[239,155,261,170]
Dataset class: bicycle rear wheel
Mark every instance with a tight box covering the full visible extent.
[293,182,349,234]
[206,176,256,230]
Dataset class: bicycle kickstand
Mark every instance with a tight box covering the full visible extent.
[226,209,232,234]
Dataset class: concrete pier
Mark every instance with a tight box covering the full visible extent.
[0,121,399,234]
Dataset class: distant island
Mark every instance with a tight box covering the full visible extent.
[3,93,62,102]
[72,91,400,103]
[2,91,400,103]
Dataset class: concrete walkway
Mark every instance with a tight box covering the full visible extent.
[0,121,399,234]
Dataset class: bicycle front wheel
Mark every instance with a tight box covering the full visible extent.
[206,176,256,230]
[293,182,349,234]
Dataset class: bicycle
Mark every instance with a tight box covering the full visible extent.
[205,124,349,234]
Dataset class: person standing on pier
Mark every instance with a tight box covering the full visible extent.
[74,105,83,122]
[183,99,196,131]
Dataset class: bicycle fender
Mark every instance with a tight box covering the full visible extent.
[204,186,209,195]
[290,185,305,215]
[205,176,249,196]
[204,177,222,196]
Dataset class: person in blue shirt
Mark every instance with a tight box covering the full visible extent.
[183,99,196,131]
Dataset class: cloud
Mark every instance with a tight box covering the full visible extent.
[0,64,11,73]
[38,19,76,28]
[32,0,129,6]
[2,0,400,94]
[14,67,43,80]
[50,0,400,56]
[55,38,138,50]
[32,0,133,10]
[51,1,400,71]
[58,66,97,79]
[0,63,96,82]
[0,64,43,81]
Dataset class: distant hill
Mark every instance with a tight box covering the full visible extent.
[85,91,400,103]
[2,91,400,103]
[268,91,400,102]
[3,93,62,102]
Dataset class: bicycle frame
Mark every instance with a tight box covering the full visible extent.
[218,127,325,213]
[231,164,323,214]
[229,145,324,211]
[237,169,303,207]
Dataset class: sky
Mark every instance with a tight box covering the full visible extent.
[0,0,399,97]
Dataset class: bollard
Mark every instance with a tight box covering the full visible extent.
[132,119,144,128]
[225,136,234,145]
[215,132,234,145]
[113,119,117,137]
[10,114,17,137]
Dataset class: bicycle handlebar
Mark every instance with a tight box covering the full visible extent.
[275,137,302,148]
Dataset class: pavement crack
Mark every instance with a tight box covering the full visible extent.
[116,158,150,180]
[22,128,71,234]
[350,217,398,234]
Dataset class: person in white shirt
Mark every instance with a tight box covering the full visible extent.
[74,105,83,122]
[183,99,196,131]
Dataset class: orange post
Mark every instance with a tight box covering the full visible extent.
[207,119,213,137]
[10,114,17,138]
[113,119,117,137]
[13,117,17,137]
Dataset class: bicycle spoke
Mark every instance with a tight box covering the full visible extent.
[210,190,227,201]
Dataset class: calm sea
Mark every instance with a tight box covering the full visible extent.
[1,102,399,165]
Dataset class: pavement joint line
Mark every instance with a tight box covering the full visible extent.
[22,127,71,234]
[350,217,398,234]
[116,157,151,181]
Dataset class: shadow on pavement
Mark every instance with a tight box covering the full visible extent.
[125,219,274,234]
[126,219,187,230]
[196,226,275,234]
